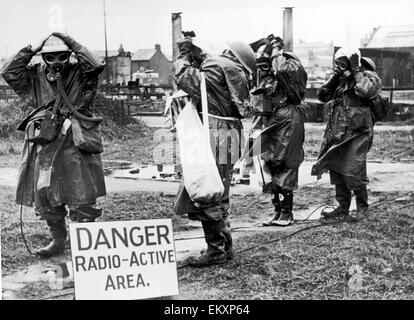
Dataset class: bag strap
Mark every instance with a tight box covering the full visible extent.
[50,95,61,119]
[198,112,240,121]
[200,72,210,145]
[56,78,103,123]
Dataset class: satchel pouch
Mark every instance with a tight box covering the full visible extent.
[26,112,61,144]
[71,117,103,154]
[250,94,273,115]
[347,106,371,132]
[370,95,390,123]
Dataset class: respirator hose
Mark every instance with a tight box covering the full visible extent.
[56,78,103,123]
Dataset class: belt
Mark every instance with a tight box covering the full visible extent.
[199,112,240,121]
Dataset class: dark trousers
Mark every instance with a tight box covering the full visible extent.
[271,185,293,214]
[38,204,102,222]
[330,171,368,211]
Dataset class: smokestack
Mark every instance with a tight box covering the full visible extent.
[283,7,293,52]
[171,12,182,61]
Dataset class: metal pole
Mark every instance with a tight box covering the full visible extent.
[103,0,110,87]
[283,7,294,52]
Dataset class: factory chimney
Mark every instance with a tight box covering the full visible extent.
[283,7,294,52]
[171,13,182,61]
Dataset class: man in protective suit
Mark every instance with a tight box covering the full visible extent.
[173,37,254,267]
[247,35,308,226]
[1,33,106,257]
[311,47,382,221]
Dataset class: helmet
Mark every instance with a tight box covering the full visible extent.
[282,52,300,61]
[40,35,70,54]
[227,41,256,75]
[361,56,376,71]
[334,46,361,67]
[334,48,347,60]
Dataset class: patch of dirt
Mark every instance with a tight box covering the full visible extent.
[176,199,414,300]
[3,181,413,299]
[1,122,414,299]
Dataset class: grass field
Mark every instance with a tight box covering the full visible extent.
[178,200,414,300]
[1,101,413,299]
[1,121,413,169]
[2,184,413,299]
[303,125,414,160]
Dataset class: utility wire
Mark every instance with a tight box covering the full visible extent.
[19,134,35,256]
[38,191,414,299]
[174,192,412,242]
[20,205,35,255]
[395,202,414,211]
[177,191,413,269]
[234,220,341,255]
[369,191,412,209]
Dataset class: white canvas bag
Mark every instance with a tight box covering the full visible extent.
[253,155,273,187]
[175,72,225,203]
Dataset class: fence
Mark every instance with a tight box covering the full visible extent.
[1,83,413,122]
[303,87,414,122]
[98,84,171,116]
[0,85,19,102]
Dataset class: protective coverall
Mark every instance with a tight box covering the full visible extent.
[311,65,381,218]
[2,35,106,256]
[173,52,251,266]
[248,53,307,225]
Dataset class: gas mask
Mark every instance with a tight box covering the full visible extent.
[257,57,272,76]
[271,54,286,74]
[256,44,274,74]
[334,57,349,72]
[42,51,71,82]
[334,56,352,78]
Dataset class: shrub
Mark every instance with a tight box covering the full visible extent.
[0,94,144,140]
[0,99,30,139]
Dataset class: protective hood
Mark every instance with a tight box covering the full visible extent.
[40,35,70,54]
[334,46,361,67]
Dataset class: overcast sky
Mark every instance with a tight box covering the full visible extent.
[1,0,414,58]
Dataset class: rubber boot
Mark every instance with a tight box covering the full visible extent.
[69,205,102,222]
[36,219,67,258]
[222,218,234,260]
[201,218,234,260]
[263,192,282,226]
[189,220,227,267]
[200,219,234,260]
[349,185,369,221]
[322,184,351,220]
[273,191,294,226]
[79,217,97,223]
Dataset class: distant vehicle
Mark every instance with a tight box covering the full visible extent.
[132,70,160,86]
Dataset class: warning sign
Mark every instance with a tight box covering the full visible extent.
[69,219,179,300]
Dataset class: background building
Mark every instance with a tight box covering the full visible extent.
[361,25,414,87]
[294,40,334,86]
[94,44,132,85]
[0,57,7,85]
[131,44,172,86]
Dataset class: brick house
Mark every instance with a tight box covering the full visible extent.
[131,44,172,86]
[94,44,132,85]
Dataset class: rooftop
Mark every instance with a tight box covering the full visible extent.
[363,24,414,48]
[93,50,121,58]
[132,44,172,61]
[132,49,157,61]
